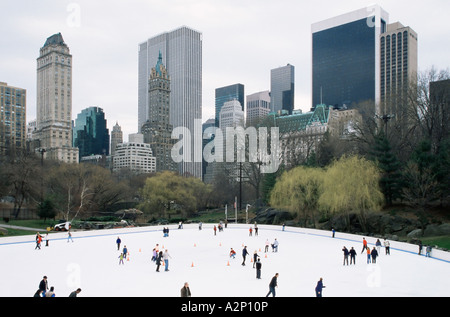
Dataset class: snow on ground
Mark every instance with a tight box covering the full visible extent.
[1,223,449,297]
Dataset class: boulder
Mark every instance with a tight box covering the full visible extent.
[424,223,450,237]
[407,229,423,239]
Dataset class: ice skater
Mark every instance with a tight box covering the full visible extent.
[271,239,279,252]
[266,273,278,297]
[349,247,357,265]
[35,233,43,250]
[366,247,371,263]
[253,250,259,268]
[118,253,124,265]
[116,237,121,250]
[229,248,236,259]
[265,239,270,253]
[361,238,367,254]
[242,246,249,266]
[156,251,163,272]
[384,239,390,255]
[375,239,382,255]
[315,278,325,297]
[255,258,262,279]
[342,246,349,265]
[163,249,172,271]
[67,230,73,243]
[371,247,378,263]
[123,245,128,259]
[39,276,48,297]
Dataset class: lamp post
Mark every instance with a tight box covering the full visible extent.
[39,148,46,202]
[375,114,395,136]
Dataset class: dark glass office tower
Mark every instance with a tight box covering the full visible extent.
[73,106,110,160]
[215,83,244,127]
[312,5,389,110]
[271,64,295,114]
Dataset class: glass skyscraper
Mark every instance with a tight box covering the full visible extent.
[138,26,202,178]
[312,5,389,111]
[73,106,110,160]
[270,64,295,114]
[215,83,244,127]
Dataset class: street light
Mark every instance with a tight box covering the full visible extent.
[374,114,395,136]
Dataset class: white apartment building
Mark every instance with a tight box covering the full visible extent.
[246,90,271,126]
[112,133,156,174]
[219,99,245,131]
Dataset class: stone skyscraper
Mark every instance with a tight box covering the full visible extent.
[110,121,123,156]
[141,52,177,173]
[34,33,78,163]
[0,82,26,155]
[138,26,202,178]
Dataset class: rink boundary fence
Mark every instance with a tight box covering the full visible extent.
[1,224,449,264]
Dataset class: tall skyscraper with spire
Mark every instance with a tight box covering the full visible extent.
[142,52,177,172]
[138,26,202,178]
[110,121,123,156]
[34,33,78,163]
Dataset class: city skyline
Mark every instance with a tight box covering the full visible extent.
[1,0,449,141]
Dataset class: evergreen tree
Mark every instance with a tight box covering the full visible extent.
[371,133,403,206]
[37,198,56,222]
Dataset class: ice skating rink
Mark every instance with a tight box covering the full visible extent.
[1,223,449,297]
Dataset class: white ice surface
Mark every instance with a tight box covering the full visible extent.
[1,224,449,297]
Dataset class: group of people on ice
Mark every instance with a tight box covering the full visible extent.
[342,237,391,265]
[33,275,81,297]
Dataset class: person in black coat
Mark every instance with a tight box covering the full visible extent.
[342,246,349,265]
[39,276,48,297]
[242,246,249,266]
[156,251,163,272]
[266,273,278,297]
[349,247,357,265]
[371,247,379,263]
[255,258,262,279]
[315,278,325,297]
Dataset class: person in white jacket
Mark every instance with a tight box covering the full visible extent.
[163,249,172,271]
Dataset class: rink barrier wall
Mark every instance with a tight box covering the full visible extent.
[1,223,449,263]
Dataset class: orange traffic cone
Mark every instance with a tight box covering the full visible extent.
[265,254,267,258]
[191,262,194,267]
[227,261,230,266]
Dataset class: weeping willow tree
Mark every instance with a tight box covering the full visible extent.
[269,166,325,227]
[318,155,384,231]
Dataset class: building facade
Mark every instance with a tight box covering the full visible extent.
[215,83,245,128]
[270,64,295,114]
[246,90,271,126]
[73,106,110,160]
[112,133,156,174]
[219,100,245,131]
[0,82,26,155]
[312,5,389,112]
[138,26,202,178]
[380,22,418,117]
[34,33,78,163]
[110,121,123,156]
[142,52,177,173]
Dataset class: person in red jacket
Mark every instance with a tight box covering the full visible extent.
[361,238,368,254]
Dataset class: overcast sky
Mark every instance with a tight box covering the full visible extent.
[1,0,449,140]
